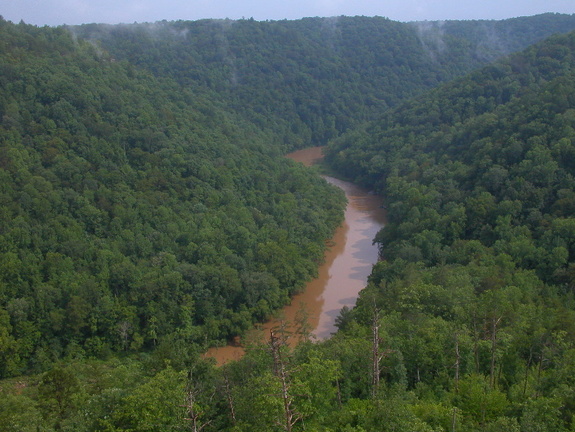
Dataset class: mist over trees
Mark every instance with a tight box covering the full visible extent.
[73,13,575,151]
[3,12,575,432]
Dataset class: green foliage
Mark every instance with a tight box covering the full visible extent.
[321,25,575,432]
[0,393,43,432]
[327,30,575,282]
[108,367,187,431]
[72,14,575,151]
[37,366,80,425]
[0,19,345,377]
[4,12,575,432]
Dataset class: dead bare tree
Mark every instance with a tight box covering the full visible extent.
[372,308,381,395]
[270,329,301,432]
[489,315,503,389]
[371,306,390,397]
[117,320,131,351]
[454,332,461,393]
[221,368,237,425]
[184,372,212,432]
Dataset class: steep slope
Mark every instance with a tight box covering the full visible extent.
[326,29,575,278]
[319,28,575,430]
[0,19,345,377]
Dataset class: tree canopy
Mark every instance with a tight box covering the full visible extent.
[0,18,345,377]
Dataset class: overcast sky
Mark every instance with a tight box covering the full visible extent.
[2,0,575,27]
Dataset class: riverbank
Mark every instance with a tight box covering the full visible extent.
[205,147,385,364]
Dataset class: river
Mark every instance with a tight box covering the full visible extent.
[205,147,385,364]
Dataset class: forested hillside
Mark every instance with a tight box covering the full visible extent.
[0,18,345,378]
[74,13,575,150]
[321,29,575,431]
[326,29,575,279]
[4,12,575,432]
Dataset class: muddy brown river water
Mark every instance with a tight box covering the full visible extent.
[205,147,385,364]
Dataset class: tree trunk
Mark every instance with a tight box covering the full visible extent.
[372,309,381,396]
[454,332,460,393]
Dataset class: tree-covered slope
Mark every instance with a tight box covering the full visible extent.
[73,14,575,151]
[326,30,575,278]
[0,19,345,377]
[305,28,575,431]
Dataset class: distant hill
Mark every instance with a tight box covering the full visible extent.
[73,13,575,150]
